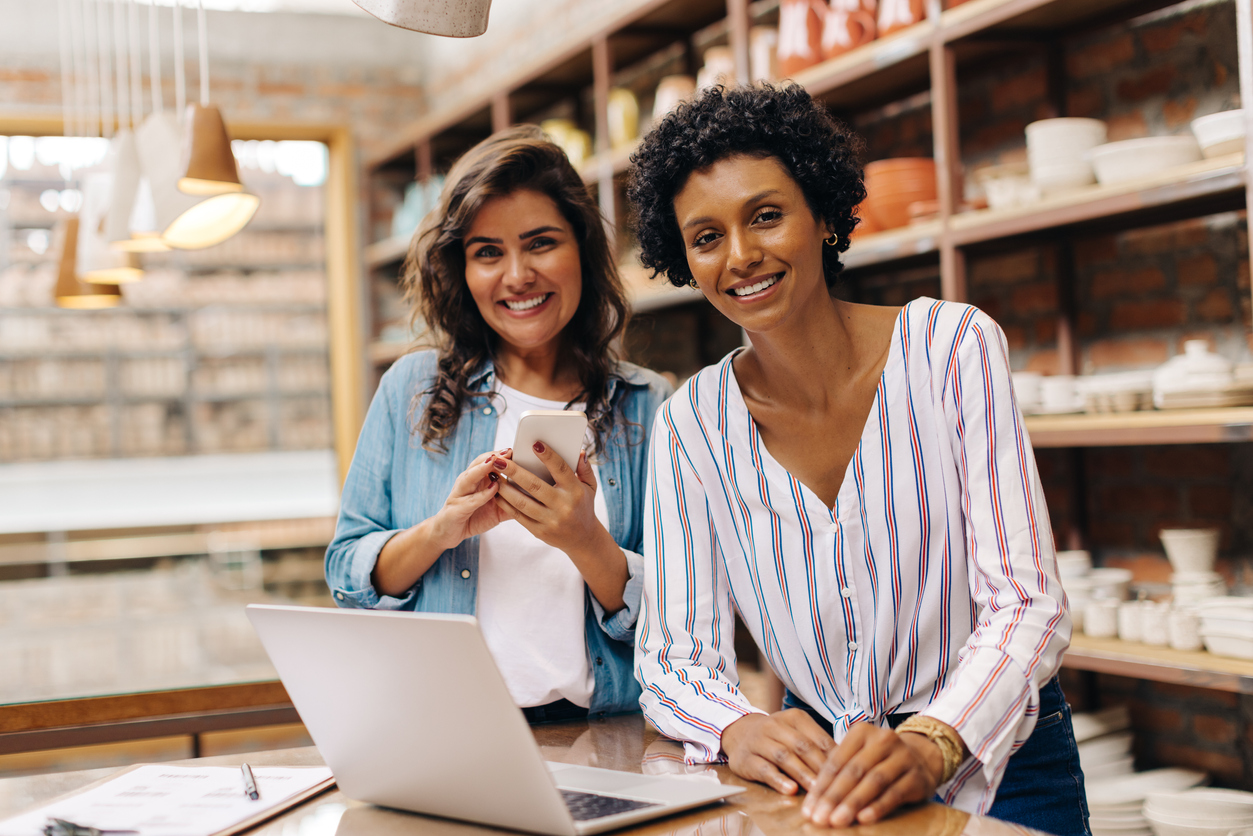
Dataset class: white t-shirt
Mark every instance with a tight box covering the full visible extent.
[476,382,607,708]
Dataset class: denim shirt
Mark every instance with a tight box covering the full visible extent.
[325,349,672,717]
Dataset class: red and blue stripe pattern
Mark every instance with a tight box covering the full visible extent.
[636,298,1070,815]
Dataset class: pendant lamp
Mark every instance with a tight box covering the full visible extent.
[353,0,493,37]
[178,103,246,194]
[56,217,123,308]
[80,170,144,283]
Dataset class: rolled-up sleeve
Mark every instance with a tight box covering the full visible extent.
[923,310,1070,812]
[635,403,763,763]
[324,372,419,611]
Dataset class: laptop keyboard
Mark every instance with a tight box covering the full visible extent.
[560,790,662,821]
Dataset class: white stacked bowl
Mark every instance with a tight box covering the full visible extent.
[1079,730,1135,780]
[1162,529,1224,606]
[1026,118,1107,195]
[1190,109,1246,158]
[1089,136,1202,186]
[1086,769,1208,836]
[1143,788,1253,836]
[1199,596,1253,659]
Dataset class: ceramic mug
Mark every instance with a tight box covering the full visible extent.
[1084,599,1119,638]
[1167,607,1203,651]
[1117,601,1143,642]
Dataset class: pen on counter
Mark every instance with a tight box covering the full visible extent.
[241,763,260,801]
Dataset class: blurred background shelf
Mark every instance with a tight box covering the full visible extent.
[1064,633,1253,695]
[1024,407,1253,447]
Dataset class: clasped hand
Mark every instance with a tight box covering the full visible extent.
[720,710,946,827]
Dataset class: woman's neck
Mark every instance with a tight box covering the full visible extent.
[493,339,582,402]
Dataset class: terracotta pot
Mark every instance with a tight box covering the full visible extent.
[777,0,826,77]
[877,0,924,36]
[850,202,880,239]
[822,0,877,59]
[863,157,936,230]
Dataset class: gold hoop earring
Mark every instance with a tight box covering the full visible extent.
[824,233,838,246]
[688,279,699,289]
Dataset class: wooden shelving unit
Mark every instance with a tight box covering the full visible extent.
[1064,634,1253,695]
[1025,408,1253,447]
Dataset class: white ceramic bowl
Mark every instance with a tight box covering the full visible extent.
[1031,160,1096,194]
[1088,567,1134,600]
[1086,768,1208,807]
[1190,109,1246,158]
[1160,528,1220,574]
[1090,136,1202,186]
[1142,812,1253,836]
[1057,549,1093,577]
[1200,615,1253,635]
[1027,117,1108,153]
[1202,631,1253,660]
[1145,788,1253,820]
[1079,731,1134,768]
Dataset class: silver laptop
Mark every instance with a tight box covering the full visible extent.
[246,604,743,835]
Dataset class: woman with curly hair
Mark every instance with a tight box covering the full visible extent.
[326,125,672,720]
[630,84,1084,834]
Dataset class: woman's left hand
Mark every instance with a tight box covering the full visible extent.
[801,723,945,827]
[489,442,628,612]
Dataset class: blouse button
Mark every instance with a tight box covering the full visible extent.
[828,522,839,532]
[847,641,858,651]
[841,587,852,598]
[461,569,471,579]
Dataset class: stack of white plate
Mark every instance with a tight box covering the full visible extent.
[1199,596,1253,660]
[1079,731,1135,781]
[1086,769,1208,836]
[1143,788,1253,836]
[1025,117,1107,195]
[1172,571,1227,605]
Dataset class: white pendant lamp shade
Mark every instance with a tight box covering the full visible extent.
[353,0,492,37]
[79,171,145,284]
[103,128,143,246]
[162,190,259,249]
[119,176,173,252]
[177,103,245,195]
[56,217,123,309]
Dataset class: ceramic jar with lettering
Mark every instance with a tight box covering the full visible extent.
[822,0,876,59]
[777,0,826,77]
[877,0,925,37]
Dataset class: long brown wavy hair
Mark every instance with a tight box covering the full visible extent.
[403,124,631,456]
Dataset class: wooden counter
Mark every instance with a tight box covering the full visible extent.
[0,714,1039,836]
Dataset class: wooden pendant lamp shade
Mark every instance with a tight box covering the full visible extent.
[55,218,123,309]
[178,104,245,195]
[352,0,492,37]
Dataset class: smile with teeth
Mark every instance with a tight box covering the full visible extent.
[502,293,551,311]
[730,274,781,297]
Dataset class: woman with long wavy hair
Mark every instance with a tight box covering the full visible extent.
[326,125,672,720]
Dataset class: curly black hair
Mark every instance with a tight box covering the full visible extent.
[627,83,865,288]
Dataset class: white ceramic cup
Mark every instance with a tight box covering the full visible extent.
[1040,375,1078,412]
[1117,601,1144,642]
[1084,599,1119,638]
[1168,607,1203,651]
[1140,602,1170,645]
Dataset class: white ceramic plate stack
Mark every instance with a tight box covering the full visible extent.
[1079,731,1136,781]
[1199,596,1253,660]
[1143,788,1253,836]
[1026,118,1107,195]
[1160,528,1225,606]
[1153,341,1253,409]
[1190,109,1246,158]
[1076,371,1155,413]
[1089,136,1202,186]
[1057,549,1093,631]
[1086,769,1208,836]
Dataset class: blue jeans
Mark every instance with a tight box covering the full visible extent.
[783,677,1090,836]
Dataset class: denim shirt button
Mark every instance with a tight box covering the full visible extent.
[606,478,616,487]
[595,657,604,666]
[482,407,492,415]
[335,591,344,600]
[461,569,471,579]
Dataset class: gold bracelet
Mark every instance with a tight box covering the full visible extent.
[896,715,966,785]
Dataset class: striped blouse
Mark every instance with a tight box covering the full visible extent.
[635,298,1070,814]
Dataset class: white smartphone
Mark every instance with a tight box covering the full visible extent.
[512,409,588,485]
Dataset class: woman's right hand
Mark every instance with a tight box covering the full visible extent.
[427,449,513,550]
[719,709,836,795]
[372,449,511,597]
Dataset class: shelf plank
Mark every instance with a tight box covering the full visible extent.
[843,220,942,270]
[950,153,1246,246]
[579,143,637,185]
[1024,407,1253,447]
[364,234,411,269]
[1063,633,1253,694]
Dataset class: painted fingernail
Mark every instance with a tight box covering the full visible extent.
[493,458,507,470]
[488,472,499,482]
[533,441,545,454]
[501,447,512,456]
